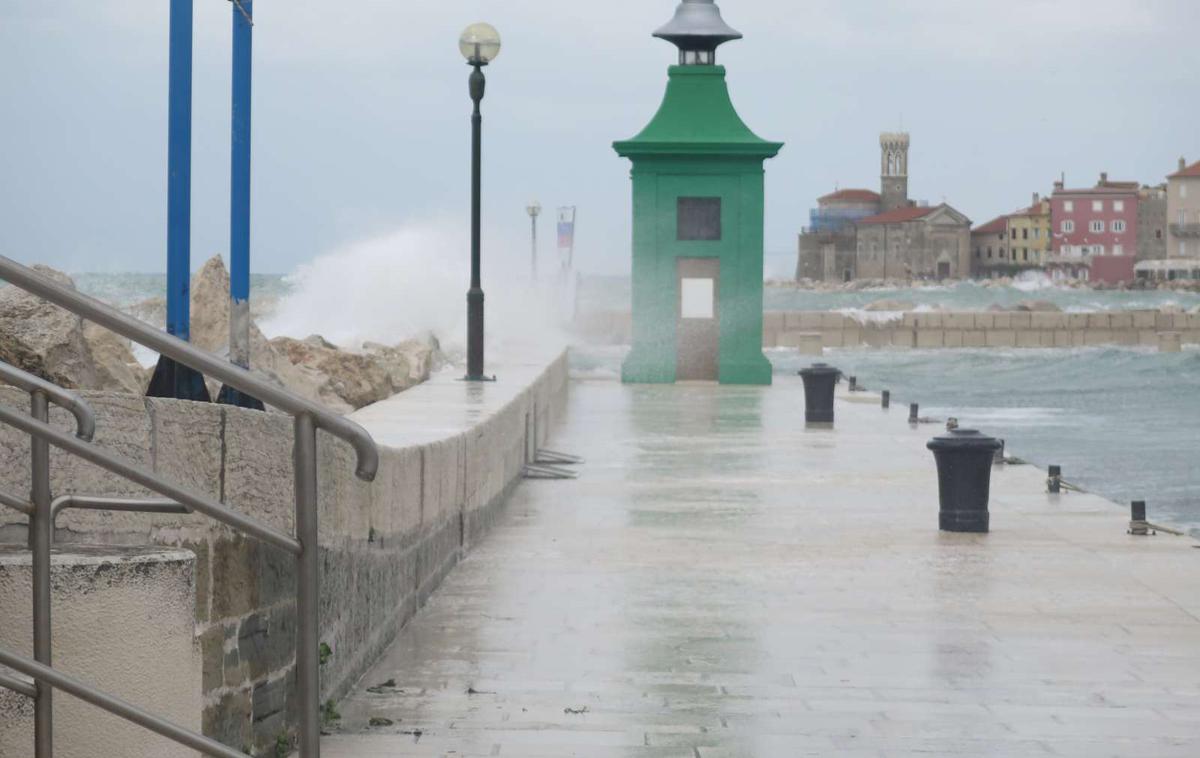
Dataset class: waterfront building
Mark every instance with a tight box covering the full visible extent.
[854,203,972,280]
[1167,157,1200,259]
[1138,184,1168,261]
[794,188,880,281]
[797,132,970,281]
[1133,258,1200,282]
[1049,173,1139,283]
[1005,194,1052,269]
[971,215,1010,276]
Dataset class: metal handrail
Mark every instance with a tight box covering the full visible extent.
[0,669,38,699]
[0,255,382,757]
[0,361,95,519]
[0,649,246,758]
[0,361,101,754]
[0,405,301,555]
[0,362,95,441]
[0,255,377,481]
[0,488,33,516]
[51,494,191,522]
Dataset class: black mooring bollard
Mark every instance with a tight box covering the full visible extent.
[1047,465,1062,494]
[927,429,1003,533]
[848,375,858,391]
[1130,500,1150,536]
[798,363,840,424]
[881,390,890,408]
[908,403,919,423]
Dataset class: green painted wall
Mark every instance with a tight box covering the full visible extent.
[614,65,781,385]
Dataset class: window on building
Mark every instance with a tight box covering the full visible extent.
[677,197,721,241]
[1112,220,1126,233]
[1094,244,1106,255]
[1064,200,1074,212]
[1022,228,1028,239]
[1156,229,1163,239]
[680,278,715,318]
[1179,211,1187,225]
[987,247,993,259]
[1092,200,1103,212]
[1114,200,1125,212]
[975,247,981,258]
[1062,220,1075,233]
[1113,244,1124,256]
[1089,220,1105,233]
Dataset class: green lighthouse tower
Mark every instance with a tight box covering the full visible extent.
[615,0,782,385]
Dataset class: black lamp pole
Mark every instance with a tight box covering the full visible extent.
[466,60,487,381]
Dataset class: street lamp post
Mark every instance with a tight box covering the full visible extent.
[527,200,541,281]
[460,23,501,382]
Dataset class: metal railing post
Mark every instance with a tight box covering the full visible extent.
[30,390,53,757]
[293,413,320,756]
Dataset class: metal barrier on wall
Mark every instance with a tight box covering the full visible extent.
[0,256,378,757]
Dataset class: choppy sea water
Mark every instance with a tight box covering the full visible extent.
[772,347,1200,537]
[73,272,291,309]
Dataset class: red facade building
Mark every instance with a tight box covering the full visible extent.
[1050,174,1139,283]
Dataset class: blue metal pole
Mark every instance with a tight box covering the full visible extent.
[148,0,210,401]
[217,0,264,410]
[166,0,192,342]
[229,0,251,369]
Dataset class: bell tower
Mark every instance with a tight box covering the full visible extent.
[880,131,910,212]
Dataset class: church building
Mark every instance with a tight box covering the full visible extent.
[796,133,972,282]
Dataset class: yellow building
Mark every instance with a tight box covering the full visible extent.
[1005,194,1052,267]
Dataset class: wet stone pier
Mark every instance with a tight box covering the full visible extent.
[324,376,1200,757]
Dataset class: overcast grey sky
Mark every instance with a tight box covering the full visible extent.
[1,1,1197,277]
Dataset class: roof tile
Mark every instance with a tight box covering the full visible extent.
[857,206,935,225]
[972,215,1010,234]
[1169,160,1200,179]
[819,188,881,204]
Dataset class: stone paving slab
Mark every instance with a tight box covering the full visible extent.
[324,375,1200,757]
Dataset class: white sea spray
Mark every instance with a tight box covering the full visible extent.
[259,220,573,363]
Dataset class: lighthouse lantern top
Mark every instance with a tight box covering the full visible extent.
[652,0,742,65]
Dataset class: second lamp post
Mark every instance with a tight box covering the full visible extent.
[460,22,501,381]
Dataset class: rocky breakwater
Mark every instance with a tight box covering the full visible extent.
[182,256,442,412]
[0,256,442,412]
[0,265,146,393]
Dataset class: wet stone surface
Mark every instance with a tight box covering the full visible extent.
[324,377,1200,757]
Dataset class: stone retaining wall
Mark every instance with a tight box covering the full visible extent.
[0,350,569,756]
[576,309,1200,349]
[0,546,200,758]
